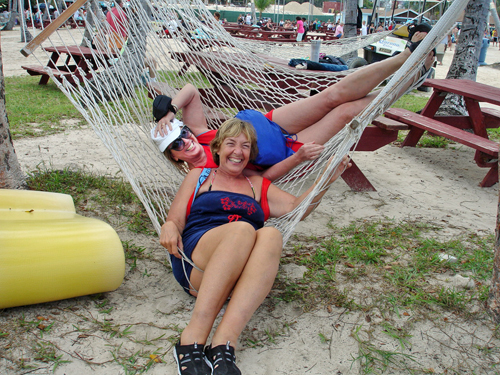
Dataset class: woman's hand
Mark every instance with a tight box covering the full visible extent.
[155,113,177,137]
[160,221,184,259]
[322,155,352,184]
[295,141,324,162]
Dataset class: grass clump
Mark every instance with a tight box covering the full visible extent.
[392,92,458,149]
[5,76,85,139]
[26,167,154,235]
[276,219,496,374]
[277,219,494,314]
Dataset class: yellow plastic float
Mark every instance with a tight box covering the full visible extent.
[0,189,125,309]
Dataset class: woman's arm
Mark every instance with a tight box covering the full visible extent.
[160,169,202,258]
[260,142,324,181]
[155,84,209,137]
[266,156,351,220]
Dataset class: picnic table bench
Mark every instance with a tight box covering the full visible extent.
[22,45,117,86]
[383,79,500,187]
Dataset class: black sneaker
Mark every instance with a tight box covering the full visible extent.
[205,341,241,375]
[174,341,213,375]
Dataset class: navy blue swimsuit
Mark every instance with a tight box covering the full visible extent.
[170,169,270,294]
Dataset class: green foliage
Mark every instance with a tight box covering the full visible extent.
[277,219,494,315]
[26,168,154,234]
[5,76,85,139]
[254,0,273,17]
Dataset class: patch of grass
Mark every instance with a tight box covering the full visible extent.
[351,325,418,374]
[487,128,500,142]
[26,168,154,234]
[392,93,458,149]
[5,76,85,139]
[33,342,71,371]
[392,92,429,113]
[396,130,453,148]
[279,219,494,316]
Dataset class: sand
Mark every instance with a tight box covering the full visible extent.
[2,27,500,374]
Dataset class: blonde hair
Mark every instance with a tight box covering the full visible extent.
[210,119,258,165]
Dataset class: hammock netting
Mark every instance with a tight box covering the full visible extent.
[21,0,466,243]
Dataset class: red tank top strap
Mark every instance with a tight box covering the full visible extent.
[186,191,195,218]
[260,178,272,221]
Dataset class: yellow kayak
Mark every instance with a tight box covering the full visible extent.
[0,189,125,309]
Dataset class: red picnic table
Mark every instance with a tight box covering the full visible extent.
[383,79,500,187]
[22,45,117,86]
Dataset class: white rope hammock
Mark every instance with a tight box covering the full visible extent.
[20,0,466,244]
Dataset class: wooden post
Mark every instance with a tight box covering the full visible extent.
[487,164,500,322]
[20,0,88,57]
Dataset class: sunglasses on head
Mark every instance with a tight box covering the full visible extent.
[168,126,192,152]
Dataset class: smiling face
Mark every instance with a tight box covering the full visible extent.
[168,131,206,166]
[210,119,258,169]
[216,133,252,173]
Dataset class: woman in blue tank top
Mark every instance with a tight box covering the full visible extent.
[160,118,351,375]
[152,30,434,181]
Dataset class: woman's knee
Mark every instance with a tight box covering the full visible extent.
[256,227,283,256]
[227,221,258,239]
[335,101,365,125]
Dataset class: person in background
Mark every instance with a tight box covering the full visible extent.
[369,22,375,34]
[301,17,309,41]
[361,20,367,36]
[213,11,223,25]
[335,22,344,38]
[295,16,304,46]
[106,0,128,50]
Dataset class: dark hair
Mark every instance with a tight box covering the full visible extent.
[210,119,258,166]
[296,16,301,21]
[162,126,192,173]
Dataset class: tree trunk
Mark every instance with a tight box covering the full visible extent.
[341,0,358,61]
[0,34,26,189]
[19,0,33,43]
[438,0,490,115]
[81,0,104,48]
[487,198,500,322]
[4,0,18,31]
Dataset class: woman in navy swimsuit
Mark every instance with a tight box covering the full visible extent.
[161,118,350,375]
[152,30,434,181]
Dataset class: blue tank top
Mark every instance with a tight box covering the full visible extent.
[183,191,265,247]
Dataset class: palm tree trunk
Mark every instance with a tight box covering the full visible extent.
[0,34,26,189]
[438,0,490,116]
[4,0,18,31]
[341,0,358,61]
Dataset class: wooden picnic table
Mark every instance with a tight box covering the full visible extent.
[383,78,500,187]
[22,45,116,86]
[170,49,350,96]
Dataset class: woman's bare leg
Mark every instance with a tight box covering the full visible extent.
[210,227,283,348]
[272,32,428,136]
[180,221,257,346]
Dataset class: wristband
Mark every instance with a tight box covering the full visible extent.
[170,103,178,114]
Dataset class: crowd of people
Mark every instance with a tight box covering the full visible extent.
[232,14,416,39]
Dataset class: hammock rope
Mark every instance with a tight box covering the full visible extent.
[21,0,465,244]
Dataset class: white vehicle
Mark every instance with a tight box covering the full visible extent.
[363,35,408,63]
